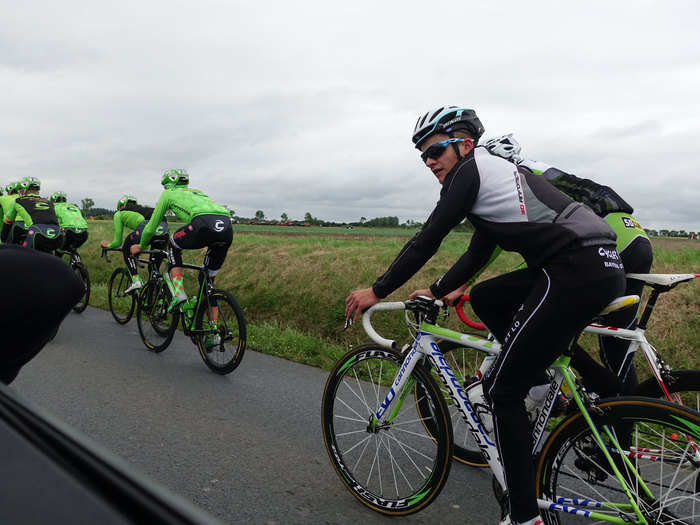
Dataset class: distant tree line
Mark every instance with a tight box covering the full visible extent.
[645,229,698,239]
[74,199,696,238]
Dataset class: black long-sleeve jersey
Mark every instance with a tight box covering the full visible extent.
[371,147,617,299]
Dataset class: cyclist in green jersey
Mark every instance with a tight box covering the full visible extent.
[454,134,653,398]
[131,169,233,350]
[51,192,89,253]
[1,177,63,252]
[0,182,19,245]
[100,195,169,294]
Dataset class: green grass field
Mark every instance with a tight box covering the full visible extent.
[78,220,699,376]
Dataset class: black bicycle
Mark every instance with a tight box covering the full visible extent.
[135,248,246,375]
[57,248,90,313]
[101,247,159,324]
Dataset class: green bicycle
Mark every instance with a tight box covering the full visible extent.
[135,248,246,375]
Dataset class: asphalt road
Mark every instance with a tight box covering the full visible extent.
[12,307,499,524]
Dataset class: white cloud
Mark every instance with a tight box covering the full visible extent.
[0,0,698,230]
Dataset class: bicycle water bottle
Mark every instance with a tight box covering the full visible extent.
[477,354,496,379]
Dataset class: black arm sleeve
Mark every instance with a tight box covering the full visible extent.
[429,230,498,298]
[371,160,480,299]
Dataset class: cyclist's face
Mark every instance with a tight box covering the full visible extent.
[420,134,473,184]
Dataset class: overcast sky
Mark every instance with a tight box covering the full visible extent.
[2,1,699,230]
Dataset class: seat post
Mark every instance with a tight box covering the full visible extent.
[637,289,661,331]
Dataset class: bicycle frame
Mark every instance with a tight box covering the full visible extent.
[159,260,217,339]
[57,248,81,267]
[369,314,654,523]
[457,298,686,409]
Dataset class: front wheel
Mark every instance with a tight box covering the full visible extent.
[321,344,453,515]
[194,289,246,375]
[108,268,135,324]
[136,279,178,353]
[537,397,700,524]
[72,263,90,313]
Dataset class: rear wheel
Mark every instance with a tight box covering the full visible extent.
[194,290,246,375]
[634,369,700,411]
[537,397,700,524]
[136,279,178,353]
[108,268,135,324]
[72,263,90,313]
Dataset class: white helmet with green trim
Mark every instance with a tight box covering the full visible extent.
[161,169,189,189]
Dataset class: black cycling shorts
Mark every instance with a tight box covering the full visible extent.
[170,214,233,273]
[62,228,88,251]
[122,221,168,275]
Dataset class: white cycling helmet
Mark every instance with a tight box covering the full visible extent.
[483,133,522,162]
[412,106,485,149]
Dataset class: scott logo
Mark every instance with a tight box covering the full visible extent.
[214,220,224,232]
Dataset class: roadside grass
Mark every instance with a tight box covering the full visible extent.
[76,221,698,379]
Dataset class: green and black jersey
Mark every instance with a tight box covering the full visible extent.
[1,193,59,243]
[54,202,88,231]
[139,187,227,249]
[106,203,155,249]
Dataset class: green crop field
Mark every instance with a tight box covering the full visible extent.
[76,220,699,377]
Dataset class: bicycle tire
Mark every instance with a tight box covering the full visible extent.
[419,339,490,468]
[634,369,700,412]
[136,279,178,353]
[194,289,246,375]
[108,268,135,324]
[536,396,700,524]
[72,263,90,313]
[321,344,453,515]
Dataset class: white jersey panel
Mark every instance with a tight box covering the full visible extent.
[470,147,529,223]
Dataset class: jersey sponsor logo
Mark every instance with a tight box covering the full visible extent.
[35,202,50,210]
[513,170,526,215]
[173,230,187,240]
[598,246,620,260]
[598,246,623,269]
[214,219,225,232]
[621,216,642,229]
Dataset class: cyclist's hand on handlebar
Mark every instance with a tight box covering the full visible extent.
[345,287,380,323]
[444,286,467,307]
[130,245,142,256]
[409,289,435,300]
[100,240,109,248]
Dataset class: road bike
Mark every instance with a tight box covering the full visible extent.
[101,247,159,324]
[322,296,700,523]
[443,272,700,467]
[57,247,90,313]
[135,248,246,375]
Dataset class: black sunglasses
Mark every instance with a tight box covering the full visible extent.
[420,138,465,162]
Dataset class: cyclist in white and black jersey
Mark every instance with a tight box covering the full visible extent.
[479,134,653,398]
[345,106,626,525]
